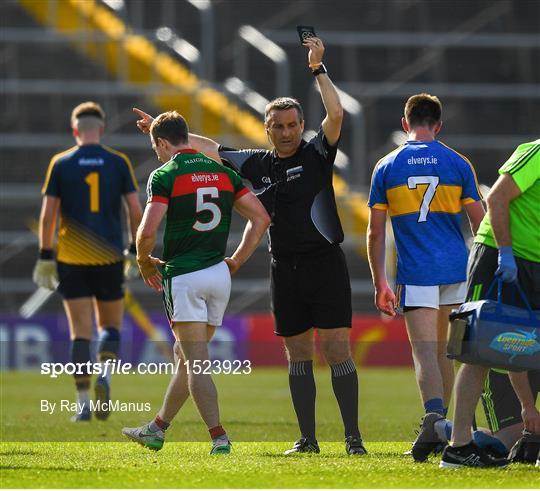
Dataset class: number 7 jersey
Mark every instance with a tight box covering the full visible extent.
[368,140,482,286]
[147,149,250,279]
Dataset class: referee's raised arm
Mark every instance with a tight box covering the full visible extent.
[302,36,343,145]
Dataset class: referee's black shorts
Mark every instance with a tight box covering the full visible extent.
[481,369,540,432]
[466,243,540,309]
[270,244,352,337]
[57,261,124,301]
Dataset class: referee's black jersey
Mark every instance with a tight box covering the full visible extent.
[218,128,344,257]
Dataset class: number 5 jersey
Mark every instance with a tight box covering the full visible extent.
[146,149,249,279]
[368,140,483,286]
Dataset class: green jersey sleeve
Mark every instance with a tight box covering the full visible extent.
[226,167,250,200]
[499,141,540,193]
[146,167,173,204]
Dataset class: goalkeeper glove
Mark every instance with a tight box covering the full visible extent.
[495,246,518,283]
[124,243,140,280]
[33,250,58,290]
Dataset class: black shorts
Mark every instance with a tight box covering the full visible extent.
[57,261,124,301]
[467,243,540,309]
[270,245,352,337]
[481,369,540,432]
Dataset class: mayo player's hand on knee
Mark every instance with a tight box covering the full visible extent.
[138,255,165,291]
[375,285,396,317]
[133,107,154,134]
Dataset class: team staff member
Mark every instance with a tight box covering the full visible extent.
[33,102,143,421]
[480,369,540,452]
[440,139,540,468]
[367,94,485,461]
[122,111,269,454]
[133,36,366,455]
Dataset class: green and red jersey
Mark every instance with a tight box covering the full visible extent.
[146,149,250,278]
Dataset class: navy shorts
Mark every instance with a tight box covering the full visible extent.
[57,261,124,301]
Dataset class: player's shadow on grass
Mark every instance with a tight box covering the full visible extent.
[225,420,297,426]
[258,452,365,459]
[0,450,38,456]
[0,464,87,471]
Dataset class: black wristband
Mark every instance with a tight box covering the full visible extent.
[39,249,54,260]
[128,243,137,254]
[311,63,327,76]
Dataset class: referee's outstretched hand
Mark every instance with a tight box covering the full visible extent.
[133,107,154,135]
[375,285,396,317]
[302,36,324,66]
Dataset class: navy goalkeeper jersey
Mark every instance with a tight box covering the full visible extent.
[42,144,139,265]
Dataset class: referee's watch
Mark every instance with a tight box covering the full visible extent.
[311,63,327,76]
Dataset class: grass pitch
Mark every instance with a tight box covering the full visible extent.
[1,368,537,488]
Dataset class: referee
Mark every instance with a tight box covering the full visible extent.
[133,35,366,455]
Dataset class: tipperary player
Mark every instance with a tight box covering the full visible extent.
[33,102,143,421]
[122,112,269,454]
[366,94,485,459]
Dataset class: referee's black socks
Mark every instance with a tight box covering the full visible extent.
[288,360,317,441]
[331,358,361,438]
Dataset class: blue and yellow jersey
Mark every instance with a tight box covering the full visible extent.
[368,140,482,285]
[42,144,139,265]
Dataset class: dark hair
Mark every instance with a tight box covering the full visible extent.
[404,93,442,128]
[71,101,105,126]
[150,111,189,145]
[265,97,304,123]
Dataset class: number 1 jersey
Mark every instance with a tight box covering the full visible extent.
[368,140,482,286]
[146,149,249,279]
[42,144,139,265]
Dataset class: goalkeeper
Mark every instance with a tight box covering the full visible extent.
[33,102,143,421]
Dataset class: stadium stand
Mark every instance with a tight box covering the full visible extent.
[1,0,538,316]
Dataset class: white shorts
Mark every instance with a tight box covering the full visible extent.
[396,282,467,312]
[162,261,231,327]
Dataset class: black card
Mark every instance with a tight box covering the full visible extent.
[296,25,316,45]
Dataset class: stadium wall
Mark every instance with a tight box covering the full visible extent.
[0,314,412,368]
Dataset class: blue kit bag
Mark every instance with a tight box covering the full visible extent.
[447,279,540,371]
